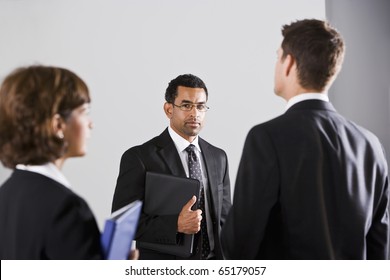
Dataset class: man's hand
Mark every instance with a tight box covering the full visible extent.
[177,196,202,234]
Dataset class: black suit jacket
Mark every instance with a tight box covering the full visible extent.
[222,100,389,259]
[0,170,103,259]
[112,128,231,259]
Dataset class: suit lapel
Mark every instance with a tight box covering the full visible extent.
[156,130,220,215]
[156,129,187,177]
[199,138,219,217]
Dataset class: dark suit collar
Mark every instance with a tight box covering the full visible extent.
[156,128,218,189]
[286,99,337,113]
[155,128,187,177]
[198,138,215,185]
[160,133,214,186]
[198,138,220,215]
[155,128,173,148]
[156,129,220,214]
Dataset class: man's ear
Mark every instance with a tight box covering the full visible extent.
[283,54,295,76]
[164,102,173,119]
[52,114,66,139]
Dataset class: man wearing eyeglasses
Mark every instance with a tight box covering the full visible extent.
[112,74,231,260]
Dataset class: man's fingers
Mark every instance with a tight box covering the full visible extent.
[183,195,197,211]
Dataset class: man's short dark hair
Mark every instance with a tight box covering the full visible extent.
[281,19,345,92]
[165,74,208,103]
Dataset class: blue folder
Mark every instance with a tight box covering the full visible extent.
[101,200,142,260]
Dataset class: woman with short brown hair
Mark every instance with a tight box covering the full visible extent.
[0,65,102,259]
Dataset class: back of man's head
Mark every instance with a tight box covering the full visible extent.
[281,19,345,92]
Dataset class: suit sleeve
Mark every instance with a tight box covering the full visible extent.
[111,148,179,245]
[46,195,103,259]
[221,126,280,259]
[220,150,232,227]
[367,168,389,259]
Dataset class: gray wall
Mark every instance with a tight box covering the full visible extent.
[326,0,390,158]
[326,0,390,257]
[0,0,325,228]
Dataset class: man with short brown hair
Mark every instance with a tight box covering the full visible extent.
[222,19,389,259]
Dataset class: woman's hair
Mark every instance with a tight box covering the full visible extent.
[0,65,91,168]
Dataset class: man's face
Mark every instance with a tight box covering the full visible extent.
[165,86,207,142]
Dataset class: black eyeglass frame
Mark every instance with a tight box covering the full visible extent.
[171,103,210,112]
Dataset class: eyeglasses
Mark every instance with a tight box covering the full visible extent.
[172,103,210,112]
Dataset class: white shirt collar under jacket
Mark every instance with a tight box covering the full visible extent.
[16,162,71,189]
[168,126,201,154]
[285,92,329,111]
[168,125,204,179]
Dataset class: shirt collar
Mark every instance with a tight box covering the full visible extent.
[285,93,329,111]
[168,126,201,153]
[16,162,71,188]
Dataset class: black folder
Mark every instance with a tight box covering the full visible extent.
[138,171,201,257]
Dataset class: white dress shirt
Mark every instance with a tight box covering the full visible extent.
[16,162,71,189]
[168,126,215,257]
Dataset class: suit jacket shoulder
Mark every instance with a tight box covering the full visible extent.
[222,100,389,259]
[0,170,102,259]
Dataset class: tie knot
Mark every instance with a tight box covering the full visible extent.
[185,144,196,153]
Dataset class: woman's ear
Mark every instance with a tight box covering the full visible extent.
[163,102,173,119]
[52,114,66,139]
